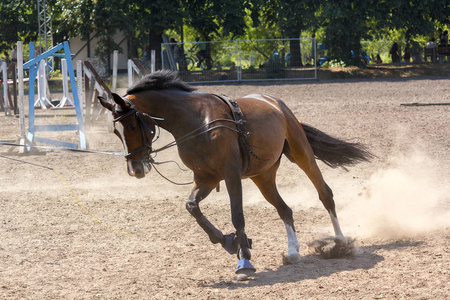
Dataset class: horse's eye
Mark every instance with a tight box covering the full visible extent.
[129,124,136,131]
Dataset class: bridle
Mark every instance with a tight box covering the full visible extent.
[112,97,162,163]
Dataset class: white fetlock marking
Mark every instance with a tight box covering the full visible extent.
[284,223,300,256]
[328,211,346,245]
[329,212,344,237]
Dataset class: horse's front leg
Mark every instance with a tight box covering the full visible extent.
[225,174,256,277]
[185,181,238,254]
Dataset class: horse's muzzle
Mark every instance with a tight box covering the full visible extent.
[127,160,151,179]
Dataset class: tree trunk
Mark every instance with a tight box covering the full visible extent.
[87,32,91,58]
[149,30,164,69]
[289,39,303,67]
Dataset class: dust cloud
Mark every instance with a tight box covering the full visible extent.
[341,148,450,239]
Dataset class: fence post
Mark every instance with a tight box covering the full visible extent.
[314,38,317,80]
[17,42,26,151]
[237,40,241,82]
[151,50,155,73]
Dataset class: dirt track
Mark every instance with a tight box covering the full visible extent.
[1,77,449,299]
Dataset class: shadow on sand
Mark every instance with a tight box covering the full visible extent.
[206,240,423,289]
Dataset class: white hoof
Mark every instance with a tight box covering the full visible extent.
[235,273,250,281]
[282,252,301,265]
[234,268,255,281]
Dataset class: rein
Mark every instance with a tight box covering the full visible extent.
[151,118,243,154]
[114,95,269,185]
[149,118,244,186]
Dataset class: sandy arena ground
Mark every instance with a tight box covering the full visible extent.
[1,77,449,299]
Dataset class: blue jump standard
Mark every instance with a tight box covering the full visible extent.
[24,41,86,149]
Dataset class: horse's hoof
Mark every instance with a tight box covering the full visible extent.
[308,236,357,258]
[235,273,252,281]
[235,259,256,274]
[222,234,238,254]
[334,235,347,246]
[282,252,301,265]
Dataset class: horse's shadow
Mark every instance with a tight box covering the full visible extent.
[206,240,423,289]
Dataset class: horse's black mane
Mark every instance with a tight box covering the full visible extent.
[127,69,196,95]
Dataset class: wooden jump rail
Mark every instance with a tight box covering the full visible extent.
[81,60,113,130]
[132,58,148,76]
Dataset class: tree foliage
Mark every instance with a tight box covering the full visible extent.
[0,0,37,53]
[385,0,450,38]
[319,1,376,64]
[1,0,449,65]
[183,0,259,41]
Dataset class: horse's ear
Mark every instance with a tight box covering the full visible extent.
[98,96,114,111]
[111,93,127,108]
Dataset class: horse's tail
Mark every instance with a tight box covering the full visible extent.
[302,124,373,168]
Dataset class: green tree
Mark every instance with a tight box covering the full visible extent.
[182,0,259,69]
[385,0,450,39]
[130,0,183,66]
[52,0,182,66]
[0,0,37,53]
[275,0,319,66]
[50,0,96,56]
[319,1,375,65]
[184,0,258,41]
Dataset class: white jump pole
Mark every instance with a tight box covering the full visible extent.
[57,59,74,107]
[108,50,118,133]
[17,42,26,149]
[76,60,83,109]
[112,50,118,93]
[2,62,10,116]
[127,59,133,88]
[151,50,155,73]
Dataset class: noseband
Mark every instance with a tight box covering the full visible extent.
[112,97,162,162]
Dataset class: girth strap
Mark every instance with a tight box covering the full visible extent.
[212,93,252,174]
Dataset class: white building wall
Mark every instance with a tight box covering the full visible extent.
[69,31,129,73]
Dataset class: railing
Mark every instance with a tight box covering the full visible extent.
[162,38,317,83]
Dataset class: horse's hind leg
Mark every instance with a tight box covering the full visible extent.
[251,161,301,263]
[284,133,346,245]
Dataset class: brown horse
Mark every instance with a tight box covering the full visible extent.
[99,70,371,278]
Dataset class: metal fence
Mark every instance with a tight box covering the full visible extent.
[162,38,317,83]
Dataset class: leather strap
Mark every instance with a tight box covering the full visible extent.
[213,93,251,174]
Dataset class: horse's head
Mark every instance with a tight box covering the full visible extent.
[99,93,157,179]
